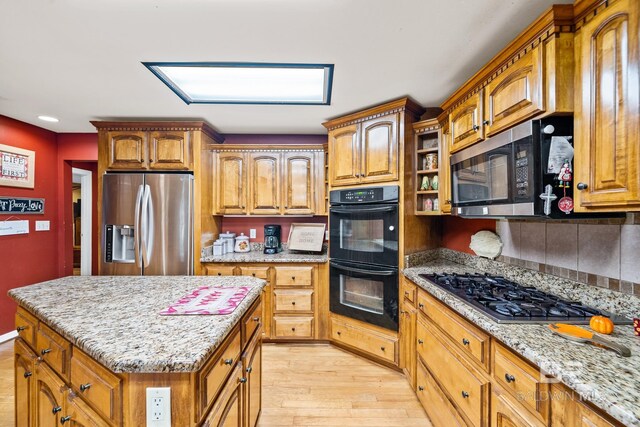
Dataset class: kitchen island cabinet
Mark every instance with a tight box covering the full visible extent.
[9,276,266,427]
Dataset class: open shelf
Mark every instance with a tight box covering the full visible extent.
[417,169,438,174]
[417,148,439,154]
[417,190,438,195]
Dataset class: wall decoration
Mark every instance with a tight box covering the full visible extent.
[287,223,326,252]
[0,197,45,214]
[0,144,35,188]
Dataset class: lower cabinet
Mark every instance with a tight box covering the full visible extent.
[416,358,468,427]
[15,339,36,427]
[330,314,398,365]
[63,391,110,427]
[491,386,546,427]
[35,362,66,427]
[243,331,262,427]
[202,363,244,427]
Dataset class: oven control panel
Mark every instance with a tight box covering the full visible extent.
[330,186,399,204]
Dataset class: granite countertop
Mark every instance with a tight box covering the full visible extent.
[403,257,640,427]
[201,249,328,263]
[8,276,266,374]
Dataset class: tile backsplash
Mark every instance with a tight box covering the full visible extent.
[496,214,640,296]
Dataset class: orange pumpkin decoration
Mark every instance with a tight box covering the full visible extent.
[590,316,614,335]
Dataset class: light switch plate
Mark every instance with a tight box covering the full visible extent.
[146,387,171,427]
[250,228,256,239]
[35,220,50,231]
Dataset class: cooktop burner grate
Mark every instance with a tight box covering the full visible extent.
[419,273,632,324]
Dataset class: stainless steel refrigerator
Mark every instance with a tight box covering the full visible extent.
[101,173,193,275]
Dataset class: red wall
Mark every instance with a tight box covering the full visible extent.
[441,216,496,255]
[0,117,59,334]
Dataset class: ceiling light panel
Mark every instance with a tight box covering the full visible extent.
[144,62,334,105]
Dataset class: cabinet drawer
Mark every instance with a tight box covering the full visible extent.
[401,279,416,307]
[273,289,313,313]
[15,307,38,348]
[238,266,270,280]
[64,389,111,427]
[493,342,549,423]
[417,289,489,371]
[199,329,242,416]
[330,317,397,364]
[242,299,262,345]
[275,266,313,287]
[416,359,468,427]
[273,316,314,338]
[36,323,71,381]
[419,319,489,427]
[70,348,122,425]
[204,265,237,276]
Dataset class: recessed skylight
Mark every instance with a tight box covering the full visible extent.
[38,115,59,122]
[143,62,334,105]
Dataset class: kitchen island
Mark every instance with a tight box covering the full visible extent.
[9,275,266,427]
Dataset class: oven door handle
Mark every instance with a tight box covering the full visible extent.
[330,206,396,214]
[330,261,397,276]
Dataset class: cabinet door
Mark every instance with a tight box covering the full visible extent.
[238,266,271,338]
[328,125,360,186]
[202,363,243,427]
[148,130,190,170]
[360,113,399,183]
[399,305,416,389]
[484,46,543,137]
[440,123,453,214]
[15,339,36,427]
[574,0,640,211]
[215,153,247,215]
[62,391,110,427]
[491,386,546,427]
[106,131,147,169]
[248,153,281,215]
[35,363,66,427]
[243,334,262,427]
[450,92,484,154]
[415,359,467,427]
[282,152,314,215]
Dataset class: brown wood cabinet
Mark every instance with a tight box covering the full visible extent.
[491,385,546,427]
[450,92,485,154]
[550,383,623,427]
[440,120,452,214]
[399,279,417,388]
[243,332,262,427]
[35,362,66,427]
[148,130,191,170]
[15,339,36,427]
[212,146,325,216]
[201,362,244,427]
[328,124,360,186]
[573,0,640,212]
[104,131,148,170]
[63,391,110,427]
[330,314,398,366]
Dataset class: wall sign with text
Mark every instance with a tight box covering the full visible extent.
[0,144,36,189]
[0,197,45,214]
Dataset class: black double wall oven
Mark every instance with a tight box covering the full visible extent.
[329,186,399,331]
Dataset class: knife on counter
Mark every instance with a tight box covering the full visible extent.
[548,323,631,357]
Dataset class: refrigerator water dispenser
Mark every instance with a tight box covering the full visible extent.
[104,225,136,263]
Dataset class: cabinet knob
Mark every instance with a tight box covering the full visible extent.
[252,273,256,277]
[52,406,62,414]
[417,339,424,344]
[24,371,32,378]
[505,373,516,383]
[291,276,296,280]
[337,331,341,336]
[16,326,27,332]
[239,377,247,384]
[380,346,385,351]
[483,120,489,126]
[291,327,296,332]
[41,348,52,355]
[217,272,222,276]
[404,291,410,296]
[60,416,71,424]
[224,358,233,365]
[246,366,253,374]
[418,303,424,309]
[253,317,260,322]
[461,391,470,399]
[462,338,470,346]
[291,301,296,305]
[446,199,451,203]
[418,386,425,392]
[473,125,480,131]
[80,383,91,392]
[577,182,588,190]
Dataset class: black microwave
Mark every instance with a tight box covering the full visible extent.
[451,117,579,218]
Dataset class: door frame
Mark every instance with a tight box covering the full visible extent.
[72,167,92,275]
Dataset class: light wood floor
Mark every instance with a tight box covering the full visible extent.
[0,341,430,426]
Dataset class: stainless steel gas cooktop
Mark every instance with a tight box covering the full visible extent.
[420,273,632,325]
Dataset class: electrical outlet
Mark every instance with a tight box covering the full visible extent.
[325,230,329,241]
[35,220,50,231]
[249,228,256,239]
[146,387,171,427]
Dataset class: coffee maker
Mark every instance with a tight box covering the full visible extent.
[264,225,283,254]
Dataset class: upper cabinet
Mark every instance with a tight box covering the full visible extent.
[442,5,575,154]
[324,98,424,188]
[573,0,640,212]
[148,130,191,170]
[212,146,325,216]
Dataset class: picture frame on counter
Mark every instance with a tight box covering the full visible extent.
[0,144,35,189]
[287,223,326,252]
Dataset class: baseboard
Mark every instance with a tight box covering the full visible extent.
[0,330,18,344]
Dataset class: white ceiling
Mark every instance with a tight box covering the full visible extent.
[0,0,572,134]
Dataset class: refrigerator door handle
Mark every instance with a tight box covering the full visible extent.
[140,184,151,268]
[134,184,144,268]
[145,185,155,267]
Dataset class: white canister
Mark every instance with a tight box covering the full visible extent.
[234,233,251,253]
[213,240,224,256]
[219,231,236,253]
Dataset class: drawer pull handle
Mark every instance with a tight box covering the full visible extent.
[217,273,222,276]
[80,383,91,392]
[461,391,469,399]
[16,326,27,332]
[52,406,62,414]
[380,346,385,351]
[24,371,32,378]
[577,182,588,190]
[41,348,52,355]
[291,276,296,280]
[252,273,256,277]
[462,338,470,346]
[505,373,516,383]
[246,366,253,374]
[418,303,424,309]
[253,317,260,322]
[61,416,71,424]
[291,301,296,305]
[224,358,233,365]
[239,377,247,384]
[291,327,296,332]
[404,291,410,295]
[336,331,341,336]
[417,339,424,344]
[418,386,424,391]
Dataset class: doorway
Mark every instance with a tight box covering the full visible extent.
[72,167,92,275]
